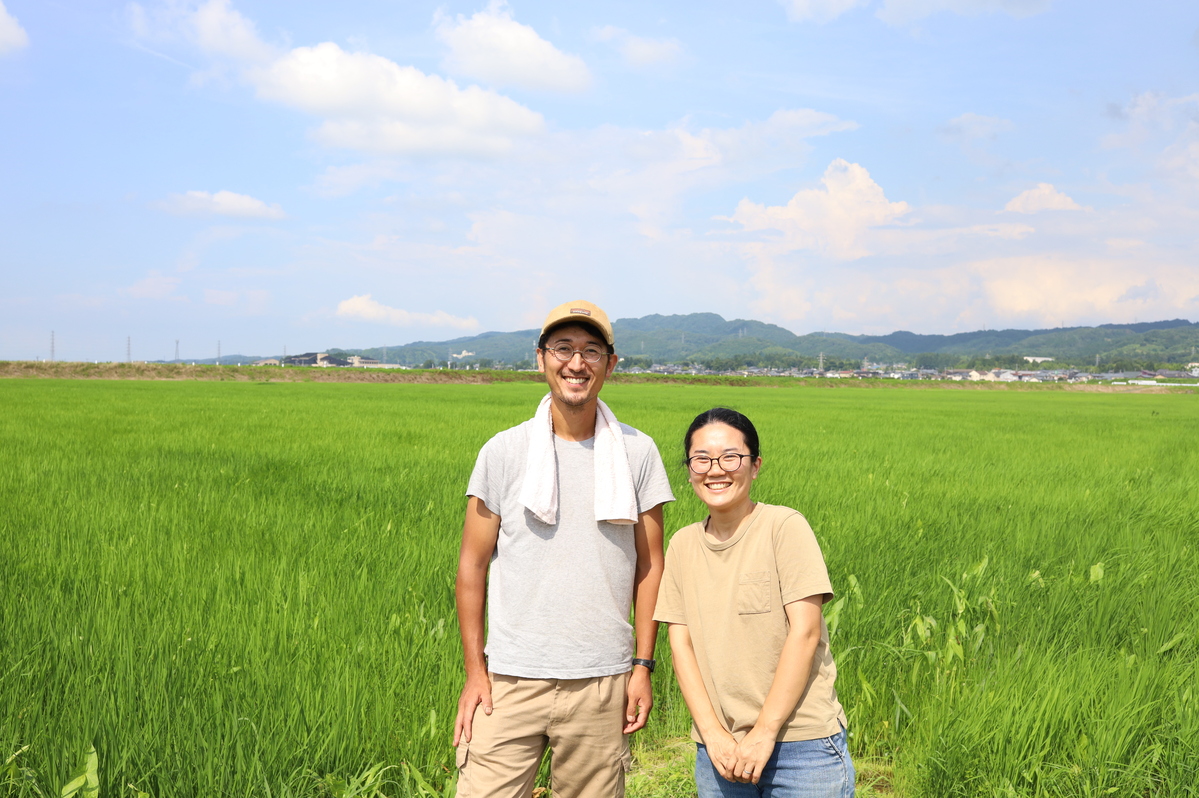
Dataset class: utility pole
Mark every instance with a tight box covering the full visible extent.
[50,331,55,363]
[818,352,824,371]
[217,340,221,366]
[175,340,180,363]
[127,336,131,364]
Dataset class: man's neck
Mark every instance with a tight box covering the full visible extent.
[550,398,599,442]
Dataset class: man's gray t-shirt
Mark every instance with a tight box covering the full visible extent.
[466,418,675,679]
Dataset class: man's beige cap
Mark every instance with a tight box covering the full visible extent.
[540,300,615,346]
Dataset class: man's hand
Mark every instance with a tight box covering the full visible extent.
[623,667,654,733]
[453,672,493,747]
[732,726,776,784]
[704,728,740,782]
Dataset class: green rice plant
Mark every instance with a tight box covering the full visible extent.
[1,379,1196,796]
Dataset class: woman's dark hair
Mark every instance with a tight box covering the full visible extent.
[682,407,760,466]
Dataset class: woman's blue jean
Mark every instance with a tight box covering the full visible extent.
[695,730,855,798]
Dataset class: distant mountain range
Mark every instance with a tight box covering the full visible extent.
[322,315,1199,367]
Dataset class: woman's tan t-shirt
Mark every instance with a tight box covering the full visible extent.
[654,503,847,743]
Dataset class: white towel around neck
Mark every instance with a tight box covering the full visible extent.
[518,393,639,526]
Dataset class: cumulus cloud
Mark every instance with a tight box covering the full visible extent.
[970,255,1199,326]
[248,42,544,155]
[204,289,239,306]
[130,1,544,156]
[877,0,1052,25]
[942,112,1013,142]
[160,190,286,219]
[1004,183,1084,213]
[336,294,479,329]
[594,26,683,67]
[777,0,1051,24]
[583,109,856,237]
[189,0,274,62]
[726,159,911,260]
[125,270,182,299]
[436,2,590,92]
[778,0,870,23]
[127,0,274,62]
[0,1,29,54]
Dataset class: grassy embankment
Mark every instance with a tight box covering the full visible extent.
[1,379,1196,797]
[1,360,1192,393]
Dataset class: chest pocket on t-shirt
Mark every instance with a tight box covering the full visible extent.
[737,571,771,615]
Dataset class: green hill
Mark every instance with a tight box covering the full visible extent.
[334,315,1199,368]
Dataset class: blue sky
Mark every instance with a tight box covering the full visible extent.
[2,0,1197,361]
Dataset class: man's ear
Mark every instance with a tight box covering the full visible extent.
[606,353,619,376]
[536,349,546,374]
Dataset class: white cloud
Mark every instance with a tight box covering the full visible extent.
[249,42,544,155]
[127,0,273,62]
[1004,183,1084,214]
[779,0,870,23]
[942,112,1013,142]
[436,2,590,92]
[594,26,683,67]
[204,289,239,306]
[125,270,182,299]
[877,0,1052,25]
[726,159,911,260]
[336,295,480,329]
[189,0,273,62]
[0,0,29,54]
[160,190,286,219]
[583,109,857,236]
[970,255,1199,326]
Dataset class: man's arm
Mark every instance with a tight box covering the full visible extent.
[453,496,501,747]
[624,502,665,733]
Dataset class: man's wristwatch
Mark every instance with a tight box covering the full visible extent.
[632,658,656,673]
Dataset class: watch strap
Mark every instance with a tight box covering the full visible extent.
[632,657,656,673]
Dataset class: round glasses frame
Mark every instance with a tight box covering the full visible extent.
[686,453,755,474]
[541,345,610,364]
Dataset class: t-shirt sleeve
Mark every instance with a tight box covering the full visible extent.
[653,537,688,624]
[465,435,505,516]
[774,512,834,606]
[628,431,675,514]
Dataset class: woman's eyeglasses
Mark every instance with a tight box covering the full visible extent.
[686,453,754,474]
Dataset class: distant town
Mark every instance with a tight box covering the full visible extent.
[249,351,1199,385]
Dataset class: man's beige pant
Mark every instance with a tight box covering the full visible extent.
[456,672,631,798]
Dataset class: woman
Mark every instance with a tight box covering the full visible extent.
[654,407,854,797]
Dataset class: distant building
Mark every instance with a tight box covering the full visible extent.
[348,355,379,367]
[284,352,350,367]
[1023,356,1054,363]
[253,358,281,366]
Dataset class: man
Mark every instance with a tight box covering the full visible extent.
[453,300,675,798]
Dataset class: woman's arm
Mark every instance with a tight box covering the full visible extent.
[733,595,825,784]
[667,623,740,781]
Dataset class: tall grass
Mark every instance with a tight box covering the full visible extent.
[1,380,1195,796]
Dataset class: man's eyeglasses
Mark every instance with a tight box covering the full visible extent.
[542,345,609,364]
[686,453,754,474]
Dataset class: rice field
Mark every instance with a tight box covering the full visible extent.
[1,378,1196,797]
